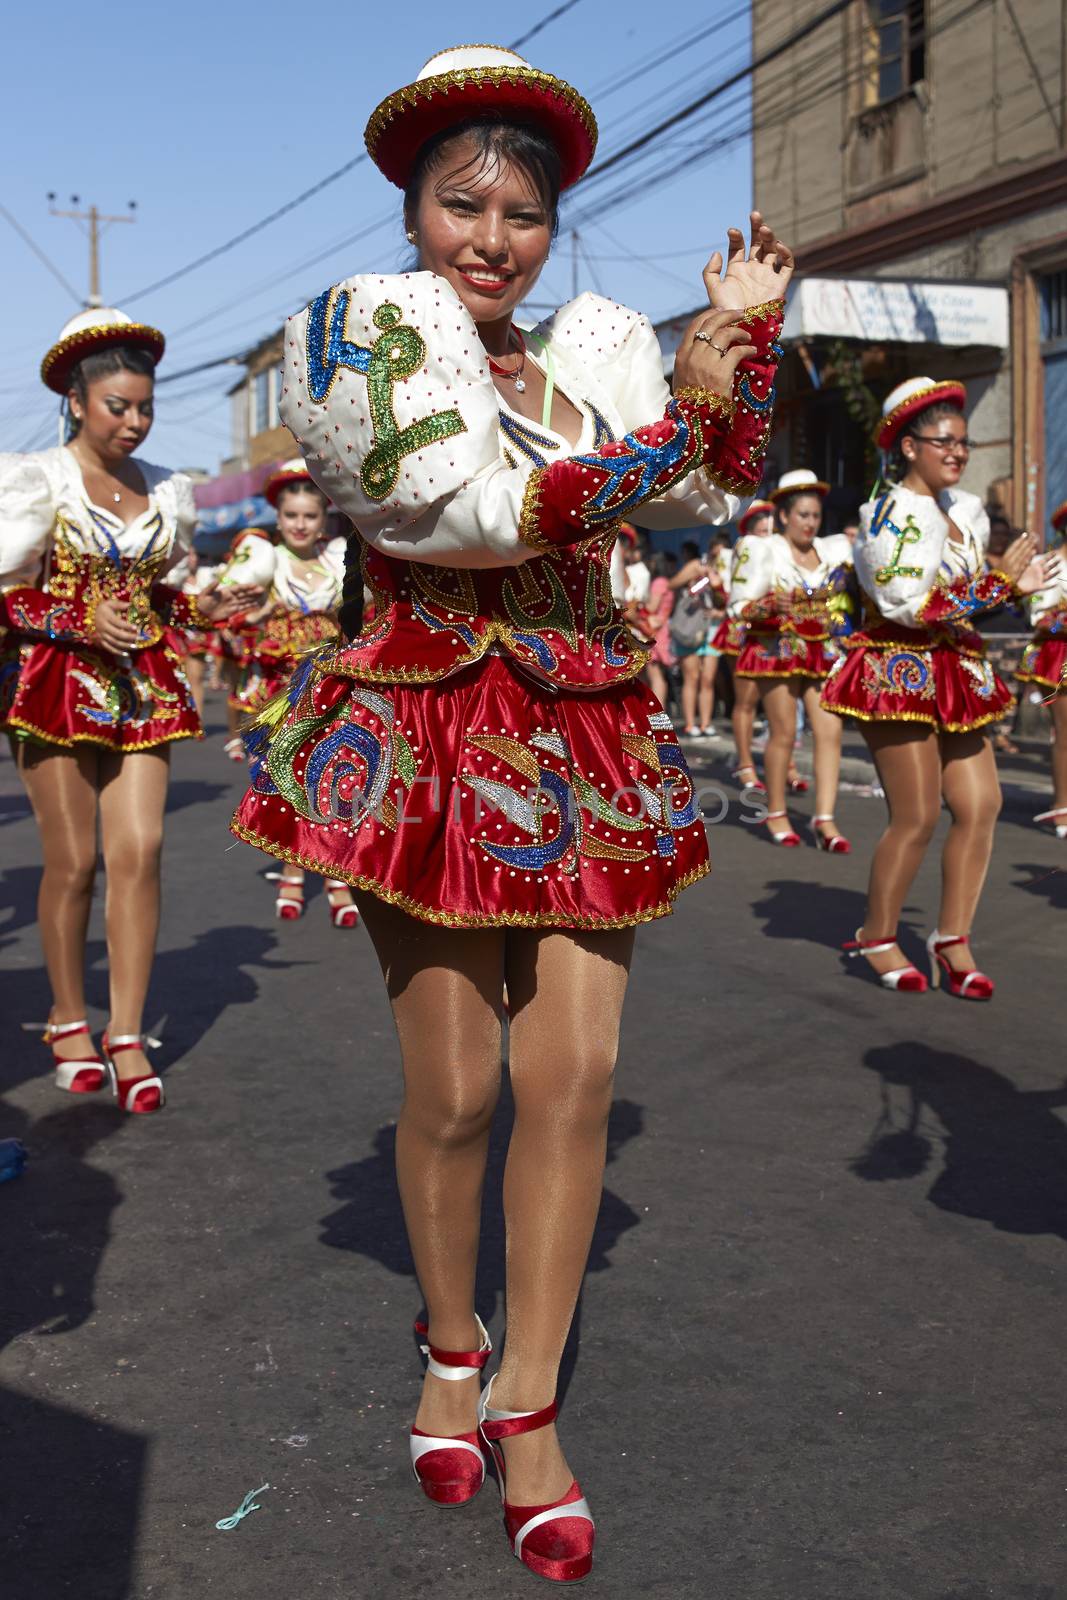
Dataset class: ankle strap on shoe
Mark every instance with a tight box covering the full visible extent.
[106,1033,161,1052]
[415,1314,491,1380]
[929,932,967,953]
[479,1376,558,1440]
[842,933,897,956]
[44,1019,89,1040]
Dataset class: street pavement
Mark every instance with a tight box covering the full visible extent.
[1,695,1065,1600]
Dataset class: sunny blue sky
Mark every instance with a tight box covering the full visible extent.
[1,0,754,473]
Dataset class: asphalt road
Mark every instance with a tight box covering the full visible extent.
[1,696,1065,1600]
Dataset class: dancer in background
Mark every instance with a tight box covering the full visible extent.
[232,40,790,1584]
[713,497,775,789]
[1017,498,1067,837]
[169,546,217,719]
[213,522,277,761]
[729,470,853,849]
[237,459,357,926]
[823,378,1055,995]
[0,309,258,1109]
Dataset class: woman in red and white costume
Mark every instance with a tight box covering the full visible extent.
[822,378,1055,995]
[212,522,277,760]
[728,470,853,849]
[0,309,256,1109]
[231,43,790,1584]
[713,497,774,787]
[1016,498,1067,838]
[237,459,357,926]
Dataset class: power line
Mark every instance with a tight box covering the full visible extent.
[119,4,585,308]
[0,204,81,304]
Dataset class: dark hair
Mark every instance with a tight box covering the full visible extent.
[404,118,563,238]
[775,491,823,524]
[680,539,700,562]
[648,551,674,580]
[890,397,964,480]
[276,480,329,511]
[65,343,156,439]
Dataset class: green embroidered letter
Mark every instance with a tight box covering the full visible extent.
[875,511,924,585]
[359,304,466,502]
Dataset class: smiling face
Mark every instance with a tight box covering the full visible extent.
[408,130,554,332]
[780,493,823,549]
[276,486,327,555]
[70,367,154,458]
[900,405,970,494]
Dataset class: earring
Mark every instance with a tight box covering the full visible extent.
[406,229,417,243]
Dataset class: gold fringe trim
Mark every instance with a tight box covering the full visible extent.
[517,467,554,552]
[734,668,828,681]
[1015,670,1062,689]
[364,64,598,164]
[818,699,1008,733]
[6,713,202,752]
[674,387,734,418]
[229,815,710,931]
[739,298,786,325]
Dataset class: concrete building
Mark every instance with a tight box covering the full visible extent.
[745,0,1066,530]
[221,328,288,475]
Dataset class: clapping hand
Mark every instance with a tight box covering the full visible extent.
[198,580,265,621]
[703,211,794,311]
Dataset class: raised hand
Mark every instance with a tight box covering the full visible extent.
[199,580,265,621]
[703,211,794,312]
[673,308,756,401]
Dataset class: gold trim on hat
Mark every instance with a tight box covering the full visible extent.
[41,322,165,392]
[365,63,598,169]
[875,380,965,446]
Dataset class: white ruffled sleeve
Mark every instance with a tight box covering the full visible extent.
[218,532,277,590]
[0,452,56,588]
[727,535,774,617]
[542,294,739,530]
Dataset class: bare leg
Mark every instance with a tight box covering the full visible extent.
[1050,695,1067,811]
[356,894,503,1440]
[937,730,1001,971]
[493,926,635,1503]
[16,742,100,1061]
[697,654,718,729]
[97,748,170,1080]
[803,683,843,838]
[645,661,670,710]
[858,722,942,976]
[760,679,800,836]
[732,674,760,774]
[184,653,206,719]
[222,660,242,743]
[680,654,700,730]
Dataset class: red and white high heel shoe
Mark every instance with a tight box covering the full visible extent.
[410,1315,492,1506]
[44,1019,106,1094]
[926,931,994,1001]
[1035,806,1067,839]
[764,809,801,846]
[732,764,766,793]
[787,770,810,794]
[274,875,305,920]
[479,1374,595,1584]
[325,879,359,929]
[812,815,851,853]
[101,1031,165,1113]
[223,736,246,763]
[842,932,928,992]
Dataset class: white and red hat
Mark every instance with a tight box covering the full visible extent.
[876,376,966,452]
[263,457,317,508]
[1051,499,1067,536]
[769,470,829,504]
[364,45,597,192]
[738,498,775,534]
[41,308,165,394]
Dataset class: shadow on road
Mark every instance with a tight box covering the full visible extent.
[1011,860,1067,910]
[320,1093,644,1402]
[852,1042,1067,1240]
[165,776,233,814]
[0,1097,145,1598]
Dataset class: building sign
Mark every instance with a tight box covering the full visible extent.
[783,277,1009,348]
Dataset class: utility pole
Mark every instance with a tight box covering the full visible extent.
[47,195,137,307]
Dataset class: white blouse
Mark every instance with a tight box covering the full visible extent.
[0,445,196,590]
[267,538,346,613]
[727,532,853,617]
[280,273,748,571]
[852,484,990,629]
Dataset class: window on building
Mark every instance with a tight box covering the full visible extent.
[871,0,926,102]
[254,369,271,434]
[1041,270,1067,345]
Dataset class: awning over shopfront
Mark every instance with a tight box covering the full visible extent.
[782,277,1009,348]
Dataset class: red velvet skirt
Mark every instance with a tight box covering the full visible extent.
[709,616,746,657]
[735,631,837,681]
[1016,634,1067,690]
[231,652,710,929]
[821,635,1012,732]
[3,637,202,750]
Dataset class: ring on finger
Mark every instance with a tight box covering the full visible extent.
[694,331,727,354]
